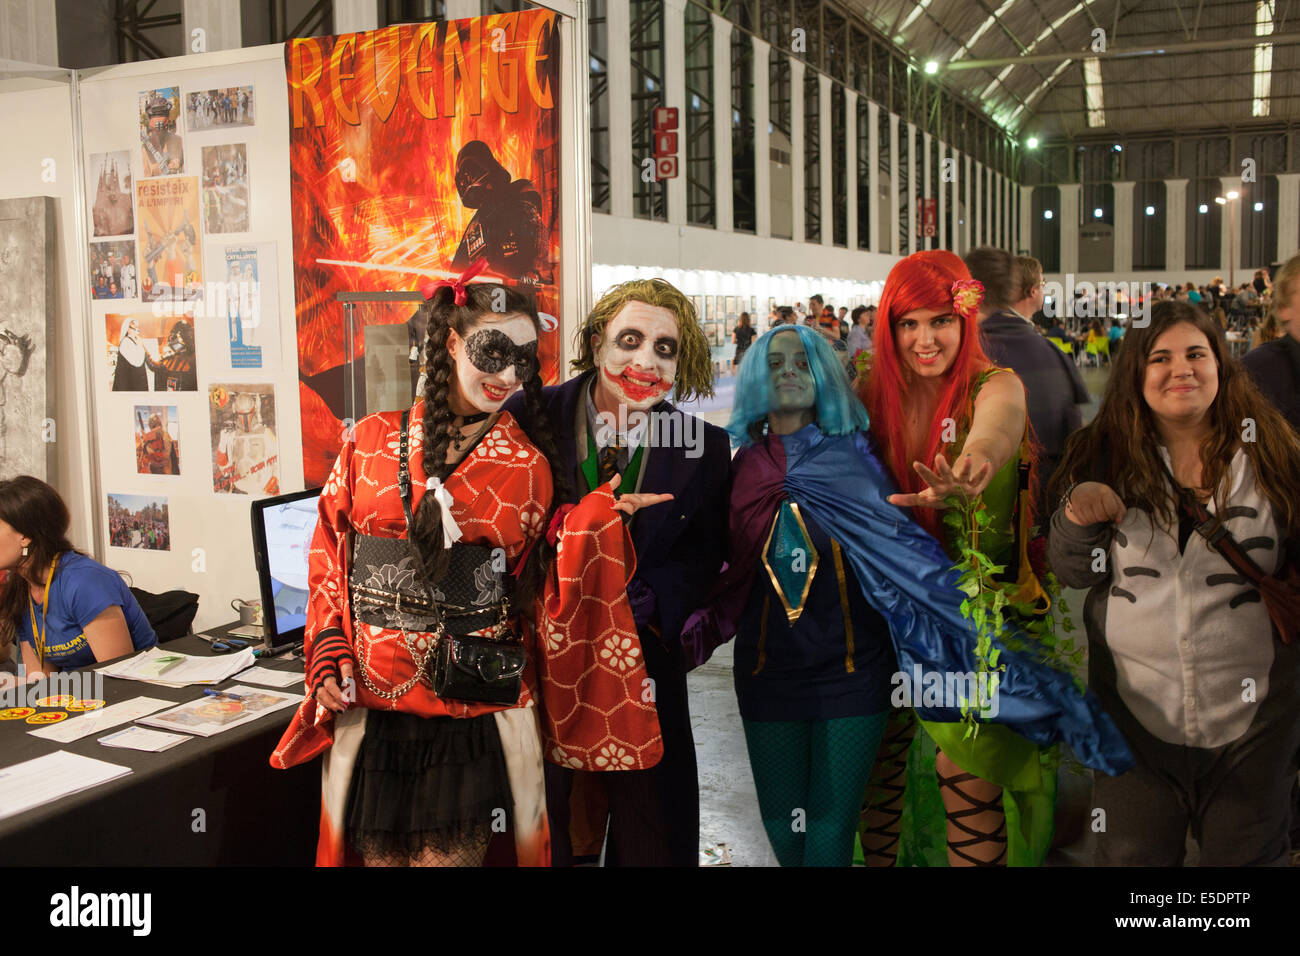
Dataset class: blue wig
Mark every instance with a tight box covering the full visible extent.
[725,324,870,448]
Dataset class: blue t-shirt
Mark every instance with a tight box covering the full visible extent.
[17,552,157,670]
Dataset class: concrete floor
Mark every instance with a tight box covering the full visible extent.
[681,356,1115,866]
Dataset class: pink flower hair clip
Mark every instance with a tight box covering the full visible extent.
[951,278,984,321]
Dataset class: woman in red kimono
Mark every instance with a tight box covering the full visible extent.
[273,273,666,867]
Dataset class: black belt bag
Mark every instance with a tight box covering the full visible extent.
[349,408,526,705]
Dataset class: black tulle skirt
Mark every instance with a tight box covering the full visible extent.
[345,709,512,856]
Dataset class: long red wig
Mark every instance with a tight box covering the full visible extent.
[859,250,993,540]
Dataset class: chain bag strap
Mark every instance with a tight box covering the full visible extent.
[396,409,526,704]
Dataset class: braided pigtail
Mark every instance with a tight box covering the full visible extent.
[411,292,457,584]
[512,368,571,613]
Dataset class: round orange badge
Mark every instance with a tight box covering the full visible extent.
[67,699,106,712]
[0,707,35,720]
[26,711,67,724]
[35,695,76,708]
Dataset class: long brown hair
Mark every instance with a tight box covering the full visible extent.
[411,284,570,614]
[1049,301,1300,535]
[0,477,83,650]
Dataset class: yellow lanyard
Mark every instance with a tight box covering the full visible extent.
[27,555,59,670]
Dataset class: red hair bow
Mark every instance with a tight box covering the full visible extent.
[421,257,490,306]
[951,278,985,321]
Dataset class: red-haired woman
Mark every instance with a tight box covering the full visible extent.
[857,250,1055,867]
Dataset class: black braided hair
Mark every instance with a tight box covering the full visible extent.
[410,282,548,591]
[510,366,572,614]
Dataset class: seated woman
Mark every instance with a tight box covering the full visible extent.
[682,324,1133,867]
[1048,300,1300,866]
[0,476,156,680]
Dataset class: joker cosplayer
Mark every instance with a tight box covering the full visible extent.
[506,278,731,866]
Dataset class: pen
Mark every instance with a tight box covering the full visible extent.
[203,689,245,701]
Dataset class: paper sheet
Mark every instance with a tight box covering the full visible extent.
[0,751,133,821]
[27,696,175,743]
[98,726,189,752]
[232,666,304,688]
[98,646,255,687]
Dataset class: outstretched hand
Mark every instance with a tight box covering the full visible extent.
[611,491,674,516]
[886,451,994,510]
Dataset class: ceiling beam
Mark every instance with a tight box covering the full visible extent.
[946,32,1300,70]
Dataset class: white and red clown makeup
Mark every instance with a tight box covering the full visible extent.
[592,302,680,412]
[574,278,715,413]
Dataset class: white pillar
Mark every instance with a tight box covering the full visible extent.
[1113,181,1135,274]
[1220,175,1240,280]
[1019,184,1034,258]
[607,0,633,218]
[711,14,733,233]
[1165,178,1188,277]
[906,123,917,256]
[1059,183,1081,275]
[867,100,879,253]
[664,0,688,226]
[937,141,947,250]
[974,162,983,247]
[752,35,771,238]
[1277,173,1300,262]
[790,58,806,243]
[819,73,832,246]
[445,0,478,19]
[328,0,374,34]
[991,172,1000,247]
[922,131,932,251]
[1000,174,1008,248]
[963,153,972,253]
[889,112,900,256]
[0,0,57,65]
[846,89,858,250]
[1007,175,1015,251]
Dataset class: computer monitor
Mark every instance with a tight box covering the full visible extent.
[250,487,322,652]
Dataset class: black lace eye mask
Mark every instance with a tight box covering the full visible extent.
[463,327,539,381]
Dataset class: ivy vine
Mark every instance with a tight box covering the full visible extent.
[943,492,1085,741]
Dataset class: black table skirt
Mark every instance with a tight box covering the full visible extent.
[0,628,318,866]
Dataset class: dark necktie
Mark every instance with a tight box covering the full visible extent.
[597,442,621,484]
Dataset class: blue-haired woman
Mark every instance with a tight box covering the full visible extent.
[682,325,1134,867]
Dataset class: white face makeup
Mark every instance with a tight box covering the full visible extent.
[1142,322,1219,429]
[447,313,538,413]
[767,331,815,414]
[591,301,680,412]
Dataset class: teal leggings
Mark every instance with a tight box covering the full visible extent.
[742,712,889,866]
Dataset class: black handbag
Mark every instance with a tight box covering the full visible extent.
[393,409,526,704]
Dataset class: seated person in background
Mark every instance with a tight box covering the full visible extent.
[0,476,156,681]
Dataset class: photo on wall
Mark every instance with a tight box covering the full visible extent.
[138,87,184,176]
[107,493,171,551]
[201,143,249,234]
[185,86,255,130]
[208,383,279,496]
[0,197,56,483]
[88,240,137,300]
[137,176,202,301]
[219,242,280,370]
[106,311,198,392]
[133,404,180,475]
[87,150,135,237]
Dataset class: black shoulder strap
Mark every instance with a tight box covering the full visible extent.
[1160,455,1269,588]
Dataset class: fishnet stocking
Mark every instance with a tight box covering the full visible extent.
[353,827,491,868]
[936,749,1006,867]
[859,709,918,866]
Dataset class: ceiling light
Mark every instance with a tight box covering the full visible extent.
[925,61,939,75]
[1227,190,1239,200]
[1043,209,1054,220]
[1113,144,1122,151]
[1254,201,1264,211]
[1215,196,1227,205]
[1145,205,1155,215]
[1026,136,1039,149]
[1198,204,1208,214]
[1094,208,1103,218]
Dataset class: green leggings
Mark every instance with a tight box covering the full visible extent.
[743,712,889,866]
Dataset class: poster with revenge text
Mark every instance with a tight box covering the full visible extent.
[284,10,562,485]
